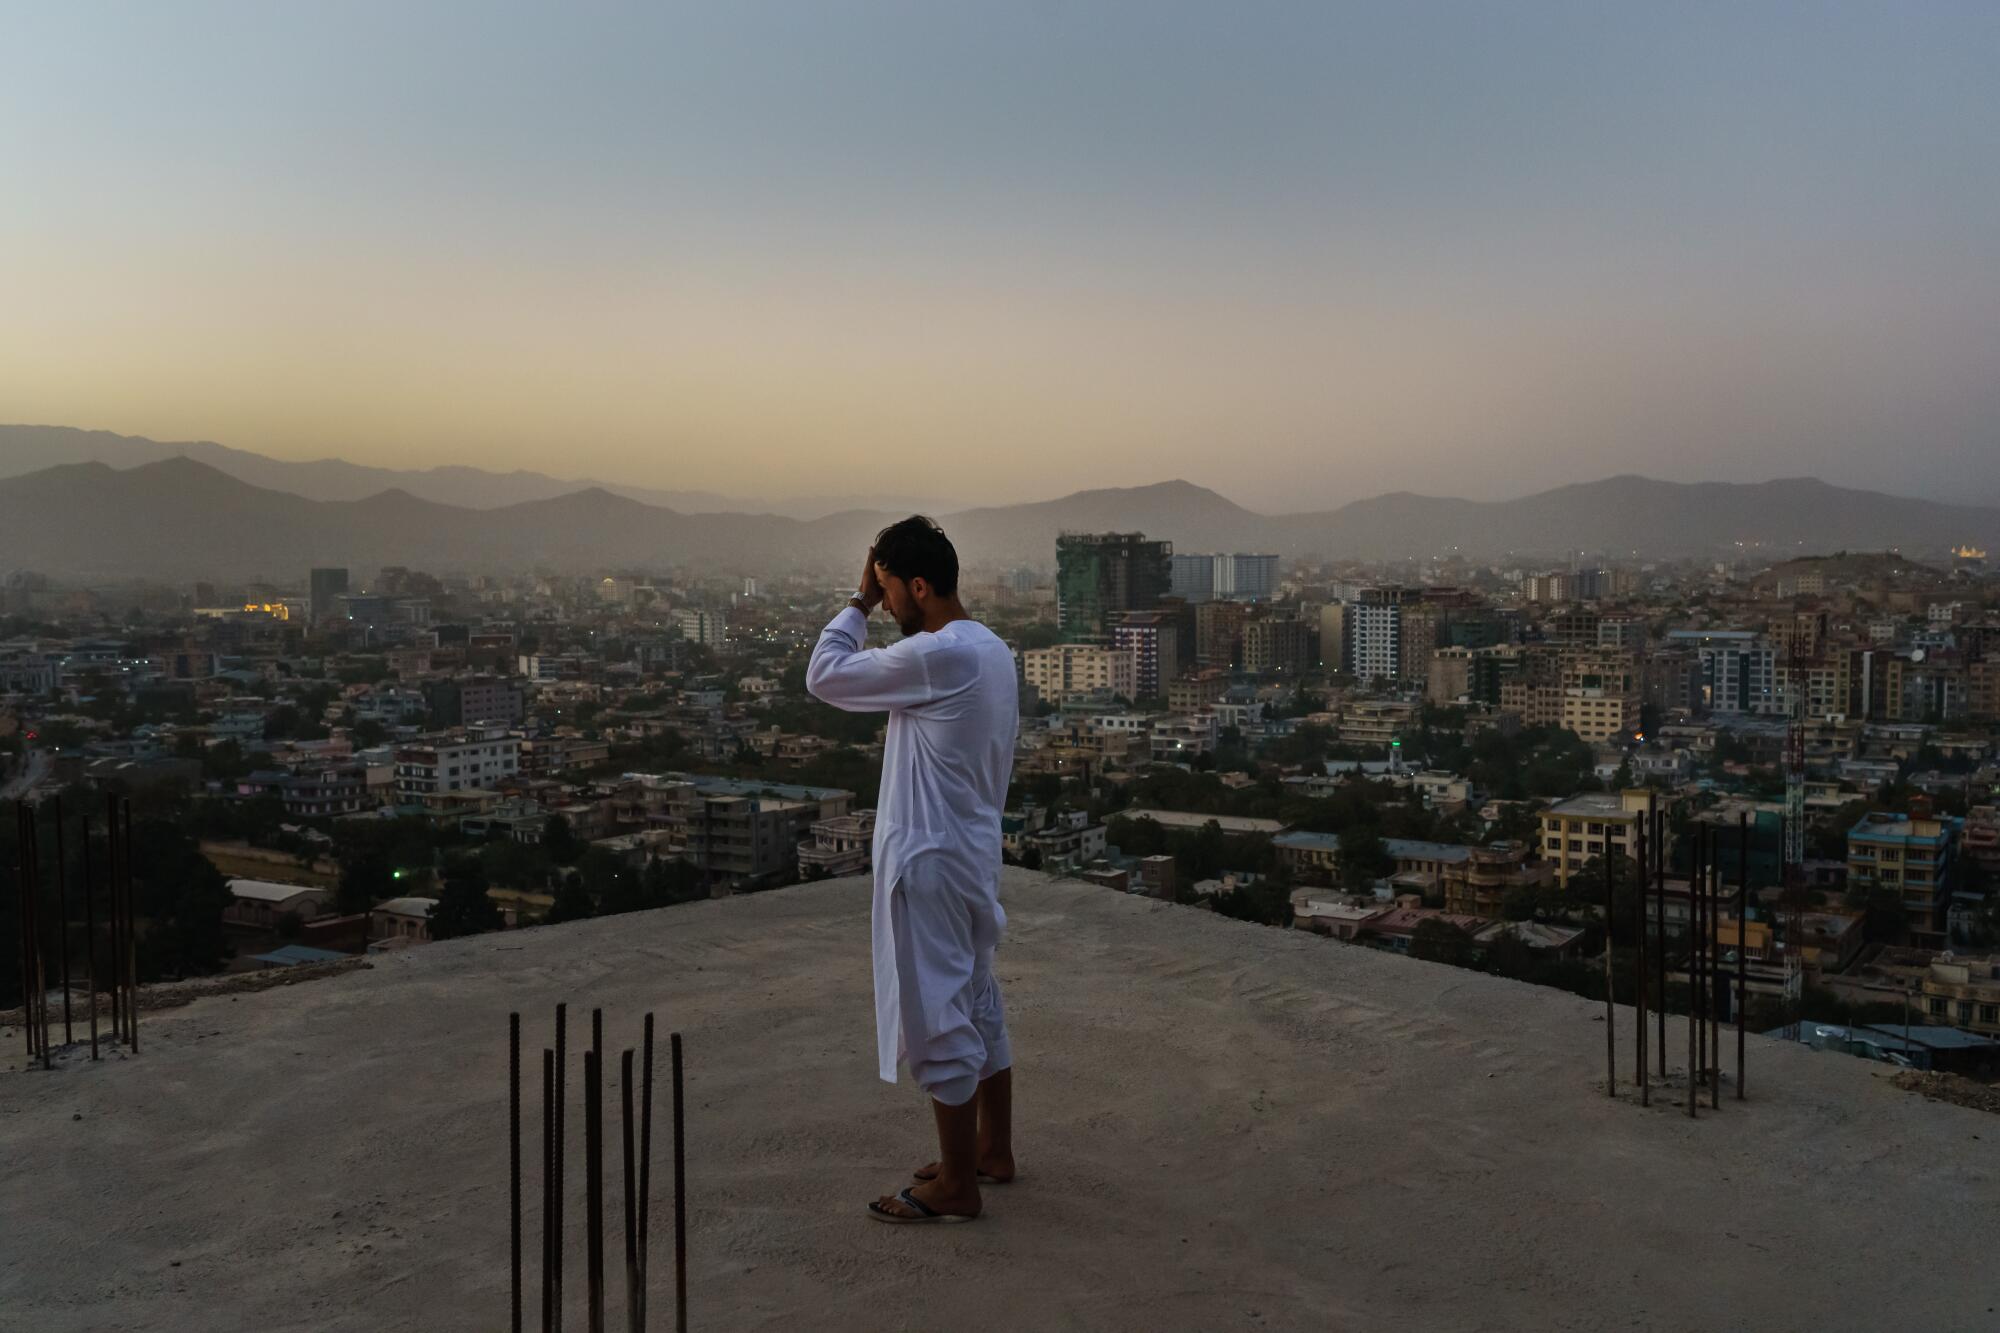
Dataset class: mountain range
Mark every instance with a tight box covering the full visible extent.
[0,425,949,521]
[1,443,1996,583]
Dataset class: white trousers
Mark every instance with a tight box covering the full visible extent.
[889,878,1012,1107]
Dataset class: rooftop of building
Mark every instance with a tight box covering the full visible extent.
[1118,807,1288,835]
[6,870,1999,1330]
[1544,790,1645,818]
[225,877,325,903]
[1273,831,1474,863]
[1849,810,1965,842]
[622,771,855,803]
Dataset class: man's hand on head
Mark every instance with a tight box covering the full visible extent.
[857,545,886,611]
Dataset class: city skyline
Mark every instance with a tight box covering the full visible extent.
[5,4,1999,509]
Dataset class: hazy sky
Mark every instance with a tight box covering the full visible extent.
[4,2,1998,511]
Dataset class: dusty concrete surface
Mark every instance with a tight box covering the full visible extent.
[3,869,1997,1332]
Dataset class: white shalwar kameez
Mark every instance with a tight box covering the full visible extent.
[807,605,1019,1106]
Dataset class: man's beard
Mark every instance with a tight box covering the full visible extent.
[894,606,924,636]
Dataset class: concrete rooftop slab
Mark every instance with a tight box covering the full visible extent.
[3,869,1998,1331]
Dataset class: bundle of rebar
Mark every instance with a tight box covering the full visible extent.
[514,1005,687,1332]
[12,796,140,1067]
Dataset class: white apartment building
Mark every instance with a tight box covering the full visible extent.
[394,730,522,804]
[1347,601,1401,683]
[673,609,727,649]
[1663,630,1779,715]
[1022,644,1138,702]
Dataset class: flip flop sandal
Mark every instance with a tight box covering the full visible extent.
[867,1188,977,1224]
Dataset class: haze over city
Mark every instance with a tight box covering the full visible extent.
[5,2,1999,510]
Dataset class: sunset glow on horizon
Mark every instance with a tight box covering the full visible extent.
[4,2,1997,510]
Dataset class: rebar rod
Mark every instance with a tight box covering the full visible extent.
[622,1048,640,1333]
[81,824,97,1060]
[1603,843,1616,1097]
[672,1031,686,1333]
[1687,824,1700,1119]
[122,800,137,1053]
[1635,816,1649,1106]
[52,796,70,1046]
[15,804,34,1060]
[1653,805,1667,1077]
[587,1048,605,1333]
[1737,812,1749,1100]
[556,1003,567,1321]
[640,1013,654,1333]
[511,1012,522,1333]
[543,1048,556,1333]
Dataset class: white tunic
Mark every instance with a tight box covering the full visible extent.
[806,606,1018,1083]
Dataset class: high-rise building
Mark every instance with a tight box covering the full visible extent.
[1213,553,1279,601]
[1523,572,1568,604]
[1170,552,1279,603]
[423,675,525,729]
[1241,615,1308,676]
[1848,806,1963,945]
[1195,599,1251,668]
[1596,615,1648,652]
[1557,650,1642,743]
[1056,533,1172,643]
[1318,602,1347,673]
[1663,630,1778,714]
[1347,588,1408,683]
[1110,611,1182,699]
[1169,553,1215,603]
[673,608,728,649]
[309,567,350,624]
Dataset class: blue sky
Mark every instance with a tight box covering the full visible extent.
[4,2,1996,508]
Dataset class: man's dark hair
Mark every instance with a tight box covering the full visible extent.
[873,515,958,596]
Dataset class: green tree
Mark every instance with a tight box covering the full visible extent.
[479,835,550,890]
[337,846,395,914]
[643,855,706,906]
[542,814,583,867]
[1212,873,1294,928]
[544,872,596,925]
[431,858,503,940]
[1410,919,1478,967]
[1337,825,1393,893]
[129,815,234,981]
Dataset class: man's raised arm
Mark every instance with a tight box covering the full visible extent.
[806,604,935,712]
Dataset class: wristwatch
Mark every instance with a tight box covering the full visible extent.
[846,596,871,614]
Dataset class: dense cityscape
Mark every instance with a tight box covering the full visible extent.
[5,530,1997,1072]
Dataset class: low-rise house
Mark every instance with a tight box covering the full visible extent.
[461,797,550,844]
[798,811,876,880]
[1357,906,1489,953]
[1291,892,1387,941]
[1149,714,1219,764]
[369,896,436,945]
[1026,811,1107,872]
[224,879,331,930]
[1471,919,1588,958]
[1921,955,2000,1039]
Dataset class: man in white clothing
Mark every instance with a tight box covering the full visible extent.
[807,516,1020,1224]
